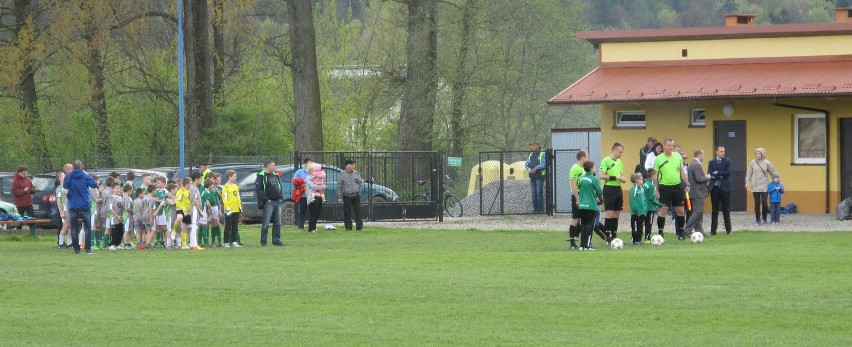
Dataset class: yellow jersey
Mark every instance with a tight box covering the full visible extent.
[175,187,190,212]
[222,183,241,213]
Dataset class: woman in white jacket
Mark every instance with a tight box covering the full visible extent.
[745,147,775,225]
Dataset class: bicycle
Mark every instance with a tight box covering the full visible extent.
[413,175,463,217]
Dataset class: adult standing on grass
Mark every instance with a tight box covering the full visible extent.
[654,139,690,240]
[684,149,710,236]
[577,160,603,251]
[292,157,314,230]
[64,160,98,254]
[338,159,363,231]
[708,146,733,235]
[598,143,627,241]
[11,165,35,224]
[256,160,284,246]
[568,150,590,250]
[745,148,775,225]
[305,163,327,233]
[525,141,548,214]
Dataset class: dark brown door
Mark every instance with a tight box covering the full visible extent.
[714,120,747,211]
[840,119,852,200]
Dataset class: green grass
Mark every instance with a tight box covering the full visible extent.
[1,226,850,346]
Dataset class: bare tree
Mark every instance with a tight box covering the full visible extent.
[288,0,323,151]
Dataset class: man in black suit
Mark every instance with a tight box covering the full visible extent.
[708,146,733,235]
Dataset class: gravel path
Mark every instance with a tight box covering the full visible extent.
[371,212,852,232]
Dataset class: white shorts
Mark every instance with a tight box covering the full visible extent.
[155,215,168,227]
[210,206,220,221]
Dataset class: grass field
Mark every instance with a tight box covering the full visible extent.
[1,226,850,346]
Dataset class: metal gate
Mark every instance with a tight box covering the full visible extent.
[552,149,581,214]
[292,151,443,223]
[476,151,553,215]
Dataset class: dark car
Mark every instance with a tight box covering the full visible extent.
[237,164,399,224]
[0,172,62,227]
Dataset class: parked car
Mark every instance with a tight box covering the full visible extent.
[0,172,62,227]
[237,164,399,224]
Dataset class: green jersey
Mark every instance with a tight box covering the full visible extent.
[629,184,648,215]
[201,188,217,213]
[599,156,623,187]
[654,152,684,186]
[155,188,168,216]
[644,180,663,209]
[569,163,585,183]
[577,172,603,210]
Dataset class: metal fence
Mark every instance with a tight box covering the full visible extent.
[552,149,581,214]
[294,151,444,222]
[476,150,553,216]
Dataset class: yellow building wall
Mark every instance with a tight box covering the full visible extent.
[598,97,851,214]
[601,36,852,63]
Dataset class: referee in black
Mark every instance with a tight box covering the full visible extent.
[598,143,627,241]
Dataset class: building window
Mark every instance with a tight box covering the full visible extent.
[793,114,826,164]
[690,109,705,127]
[614,110,645,128]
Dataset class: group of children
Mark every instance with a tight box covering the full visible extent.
[56,169,245,251]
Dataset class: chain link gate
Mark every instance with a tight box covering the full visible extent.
[552,149,581,214]
[292,151,444,223]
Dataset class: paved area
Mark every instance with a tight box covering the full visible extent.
[372,212,852,232]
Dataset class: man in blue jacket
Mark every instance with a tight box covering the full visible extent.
[63,160,98,254]
[708,146,733,235]
[525,142,548,213]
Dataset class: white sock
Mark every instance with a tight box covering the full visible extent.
[58,235,64,245]
[190,226,198,247]
[66,236,73,245]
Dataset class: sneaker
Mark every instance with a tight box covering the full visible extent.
[74,249,81,254]
[272,242,285,247]
[632,241,641,246]
[181,245,190,250]
[579,247,596,251]
[124,244,133,250]
[85,250,96,255]
[231,242,242,248]
[108,245,117,251]
[222,243,231,248]
[189,246,204,251]
[569,245,578,250]
[677,236,686,241]
[644,240,651,244]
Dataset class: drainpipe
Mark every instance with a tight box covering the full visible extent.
[772,97,830,213]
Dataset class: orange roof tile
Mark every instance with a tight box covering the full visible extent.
[548,58,852,105]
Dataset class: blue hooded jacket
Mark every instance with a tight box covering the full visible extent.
[63,169,98,210]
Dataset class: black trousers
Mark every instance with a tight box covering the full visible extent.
[342,194,363,230]
[110,223,124,247]
[710,188,731,232]
[224,212,240,243]
[15,205,34,229]
[753,192,769,223]
[577,209,596,248]
[308,197,323,232]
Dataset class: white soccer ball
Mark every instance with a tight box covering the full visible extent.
[690,232,704,244]
[651,234,665,246]
[324,224,337,230]
[609,238,624,250]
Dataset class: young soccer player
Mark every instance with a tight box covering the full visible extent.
[132,188,147,249]
[222,170,243,248]
[187,173,204,251]
[121,183,134,249]
[629,173,648,246]
[151,177,171,248]
[100,177,114,249]
[767,172,784,224]
[175,178,190,249]
[209,174,223,247]
[108,182,125,250]
[144,184,160,248]
[199,179,217,247]
[643,169,664,242]
[577,161,603,251]
[90,179,104,250]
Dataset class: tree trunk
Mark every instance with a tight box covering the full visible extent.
[288,0,324,152]
[212,0,225,107]
[397,0,437,152]
[449,0,474,156]
[85,25,114,168]
[183,0,212,160]
[13,0,51,171]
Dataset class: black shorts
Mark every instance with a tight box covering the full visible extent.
[571,195,581,219]
[602,185,623,211]
[658,185,685,207]
[177,210,192,225]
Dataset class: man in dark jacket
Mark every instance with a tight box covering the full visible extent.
[256,160,284,246]
[63,160,98,254]
[708,146,733,235]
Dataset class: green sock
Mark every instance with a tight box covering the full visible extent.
[200,226,208,245]
[102,229,110,247]
[212,226,221,244]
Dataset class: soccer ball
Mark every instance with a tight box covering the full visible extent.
[690,232,704,244]
[609,238,624,250]
[651,234,665,246]
[324,224,337,231]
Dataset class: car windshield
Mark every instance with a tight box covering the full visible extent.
[32,176,54,192]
